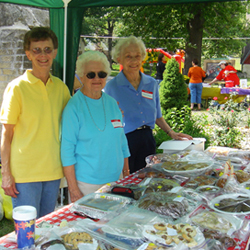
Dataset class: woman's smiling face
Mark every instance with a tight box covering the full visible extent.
[118,43,143,74]
[25,38,57,73]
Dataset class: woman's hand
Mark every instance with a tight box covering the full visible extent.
[168,130,193,140]
[69,188,83,203]
[1,172,19,198]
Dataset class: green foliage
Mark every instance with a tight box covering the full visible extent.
[159,58,189,123]
[117,2,249,61]
[166,106,191,132]
[208,94,250,148]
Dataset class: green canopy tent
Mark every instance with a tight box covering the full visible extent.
[0,0,239,93]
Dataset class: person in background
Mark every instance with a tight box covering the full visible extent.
[155,53,166,85]
[209,61,239,87]
[61,51,130,203]
[105,36,192,174]
[0,27,70,218]
[188,58,206,110]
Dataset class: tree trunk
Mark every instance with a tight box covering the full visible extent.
[107,19,114,69]
[184,7,204,75]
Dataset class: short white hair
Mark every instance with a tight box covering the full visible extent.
[76,51,111,77]
[112,36,146,63]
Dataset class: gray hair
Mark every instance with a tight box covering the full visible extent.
[112,36,146,63]
[76,51,111,77]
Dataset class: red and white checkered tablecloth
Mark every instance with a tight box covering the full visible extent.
[0,174,250,250]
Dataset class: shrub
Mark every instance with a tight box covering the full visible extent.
[159,58,189,123]
[207,93,249,148]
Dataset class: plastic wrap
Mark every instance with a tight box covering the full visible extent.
[142,221,205,249]
[71,193,133,220]
[184,175,217,189]
[35,223,98,250]
[190,209,243,235]
[179,150,214,163]
[89,207,162,249]
[145,153,181,165]
[209,193,250,215]
[136,192,198,220]
[160,160,214,177]
[135,167,167,179]
[205,146,237,157]
[228,150,250,162]
[195,186,222,201]
[139,178,180,194]
[111,184,146,200]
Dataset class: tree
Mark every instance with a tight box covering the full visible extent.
[159,58,189,124]
[81,7,122,68]
[118,2,249,73]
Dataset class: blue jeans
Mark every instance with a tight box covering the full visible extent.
[189,82,203,104]
[12,179,60,218]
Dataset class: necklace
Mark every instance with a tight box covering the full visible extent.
[83,93,106,132]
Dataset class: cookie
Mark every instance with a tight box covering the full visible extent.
[153,223,167,231]
[181,225,197,238]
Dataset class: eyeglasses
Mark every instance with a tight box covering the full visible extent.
[86,71,107,79]
[31,47,53,55]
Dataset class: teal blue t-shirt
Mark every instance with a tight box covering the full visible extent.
[61,91,130,184]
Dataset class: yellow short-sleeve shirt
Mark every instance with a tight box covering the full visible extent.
[0,70,71,183]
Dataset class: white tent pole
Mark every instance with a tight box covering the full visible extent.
[63,0,72,83]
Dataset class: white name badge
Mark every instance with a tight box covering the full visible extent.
[142,90,153,99]
[111,119,123,128]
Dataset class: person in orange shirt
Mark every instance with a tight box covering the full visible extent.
[209,61,239,87]
[188,58,206,110]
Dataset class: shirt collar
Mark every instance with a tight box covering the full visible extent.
[116,70,152,88]
[25,69,53,85]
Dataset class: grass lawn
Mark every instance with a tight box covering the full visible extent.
[0,216,14,237]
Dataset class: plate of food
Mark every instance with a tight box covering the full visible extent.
[161,161,213,176]
[142,222,205,248]
[190,211,242,234]
[209,193,250,215]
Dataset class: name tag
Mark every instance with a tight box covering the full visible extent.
[142,90,153,99]
[111,119,123,128]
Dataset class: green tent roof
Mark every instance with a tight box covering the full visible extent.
[0,0,241,92]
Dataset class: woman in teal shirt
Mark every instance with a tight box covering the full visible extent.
[61,51,130,202]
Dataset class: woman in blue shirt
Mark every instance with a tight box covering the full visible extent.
[61,51,130,202]
[105,36,192,174]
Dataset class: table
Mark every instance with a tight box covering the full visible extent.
[0,173,250,250]
[0,174,142,249]
[201,87,247,107]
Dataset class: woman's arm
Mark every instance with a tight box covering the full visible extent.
[156,117,193,140]
[208,77,218,85]
[63,165,83,203]
[1,124,19,198]
[122,158,130,177]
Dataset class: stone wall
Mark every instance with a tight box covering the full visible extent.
[0,3,49,154]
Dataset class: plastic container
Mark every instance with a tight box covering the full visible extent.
[13,206,37,249]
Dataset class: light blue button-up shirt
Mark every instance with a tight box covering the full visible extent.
[105,71,162,134]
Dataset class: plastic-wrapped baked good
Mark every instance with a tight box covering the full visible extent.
[137,192,191,219]
[216,164,229,188]
[145,153,180,165]
[135,168,167,179]
[235,170,250,183]
[140,178,180,194]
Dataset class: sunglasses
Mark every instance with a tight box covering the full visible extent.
[86,71,107,79]
[31,47,53,55]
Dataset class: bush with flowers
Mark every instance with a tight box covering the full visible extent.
[207,92,250,148]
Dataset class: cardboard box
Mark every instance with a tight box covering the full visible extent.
[158,138,206,154]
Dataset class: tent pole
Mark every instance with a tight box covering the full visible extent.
[63,0,71,83]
